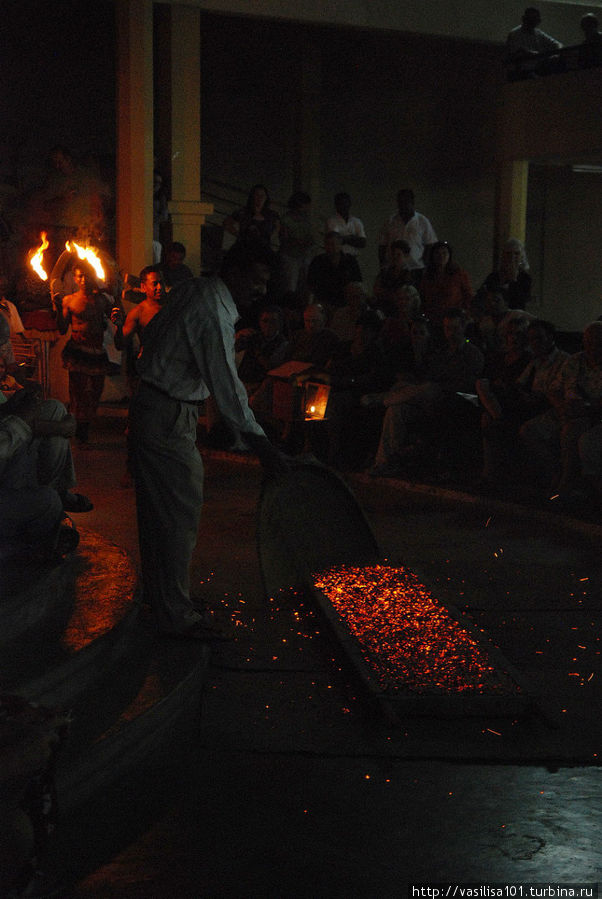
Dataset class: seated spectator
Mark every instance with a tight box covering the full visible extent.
[251,303,338,450]
[477,289,535,357]
[551,321,602,501]
[379,284,422,376]
[578,13,602,69]
[0,374,92,557]
[307,231,362,312]
[0,320,15,373]
[0,276,26,343]
[223,184,280,252]
[505,7,563,80]
[372,240,413,316]
[236,304,289,394]
[325,192,366,266]
[323,310,389,468]
[330,283,372,342]
[420,241,472,334]
[363,314,436,407]
[286,303,339,369]
[0,355,22,397]
[365,309,484,475]
[160,241,193,288]
[478,238,532,310]
[476,318,533,485]
[515,320,568,487]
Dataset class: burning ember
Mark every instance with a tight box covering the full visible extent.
[65,240,105,282]
[29,231,49,281]
[313,564,520,695]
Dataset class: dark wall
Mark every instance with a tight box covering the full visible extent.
[0,0,116,189]
[199,13,505,289]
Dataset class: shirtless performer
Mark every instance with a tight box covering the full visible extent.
[110,266,167,485]
[111,265,166,353]
[58,261,115,443]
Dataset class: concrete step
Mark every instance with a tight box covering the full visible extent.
[0,525,209,842]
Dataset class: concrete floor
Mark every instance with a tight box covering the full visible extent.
[65,415,602,897]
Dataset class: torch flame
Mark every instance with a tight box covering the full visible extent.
[66,240,105,283]
[29,232,49,281]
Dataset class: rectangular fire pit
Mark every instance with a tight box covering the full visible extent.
[310,563,532,720]
[258,462,532,721]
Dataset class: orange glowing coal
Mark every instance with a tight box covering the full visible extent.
[65,240,105,282]
[314,564,520,695]
[29,231,49,281]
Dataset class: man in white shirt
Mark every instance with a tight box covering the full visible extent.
[378,189,437,283]
[129,245,287,640]
[506,7,562,79]
[326,193,366,260]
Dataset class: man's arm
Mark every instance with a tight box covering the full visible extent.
[188,286,289,474]
[56,294,71,335]
[111,304,140,349]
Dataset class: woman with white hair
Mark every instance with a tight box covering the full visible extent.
[479,238,532,310]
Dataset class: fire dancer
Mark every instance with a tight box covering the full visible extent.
[56,261,115,444]
[128,244,288,640]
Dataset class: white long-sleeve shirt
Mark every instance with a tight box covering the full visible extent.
[136,276,265,438]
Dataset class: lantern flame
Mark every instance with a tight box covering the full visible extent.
[29,232,49,281]
[66,240,105,283]
[304,382,330,421]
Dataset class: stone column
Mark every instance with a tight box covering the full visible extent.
[159,4,213,276]
[116,0,154,276]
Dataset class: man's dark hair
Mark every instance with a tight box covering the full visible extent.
[334,192,351,205]
[581,13,599,30]
[522,7,541,26]
[258,304,284,329]
[72,259,98,289]
[139,265,162,283]
[168,241,186,256]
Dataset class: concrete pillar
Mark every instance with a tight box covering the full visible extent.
[116,0,154,276]
[495,159,529,262]
[162,4,213,276]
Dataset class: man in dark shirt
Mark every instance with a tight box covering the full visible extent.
[307,231,362,310]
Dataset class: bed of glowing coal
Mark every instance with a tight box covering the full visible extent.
[312,563,525,702]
